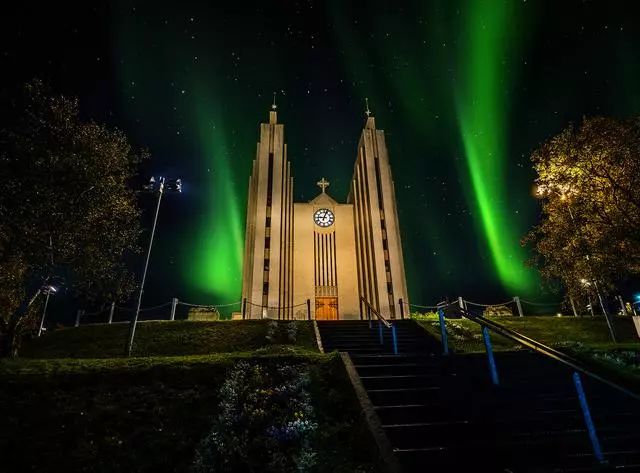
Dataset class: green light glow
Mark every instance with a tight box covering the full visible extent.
[456,0,535,293]
[188,85,244,301]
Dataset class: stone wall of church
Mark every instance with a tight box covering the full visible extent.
[292,201,360,320]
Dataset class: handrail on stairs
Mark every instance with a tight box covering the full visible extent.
[435,304,640,465]
[458,307,640,401]
[360,297,398,354]
[360,297,391,328]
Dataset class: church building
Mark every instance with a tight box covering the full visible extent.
[241,104,409,320]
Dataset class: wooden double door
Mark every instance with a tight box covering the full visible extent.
[315,297,338,320]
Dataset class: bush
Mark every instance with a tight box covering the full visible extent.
[483,305,513,317]
[410,311,438,319]
[265,321,300,346]
[192,361,317,473]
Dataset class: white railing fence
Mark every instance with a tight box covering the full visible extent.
[74,298,242,326]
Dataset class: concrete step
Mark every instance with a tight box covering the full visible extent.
[367,386,442,406]
[360,374,442,390]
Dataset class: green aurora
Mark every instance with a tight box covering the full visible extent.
[456,1,536,294]
[189,85,244,301]
[105,1,639,305]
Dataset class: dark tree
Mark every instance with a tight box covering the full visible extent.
[0,81,146,357]
[524,116,640,319]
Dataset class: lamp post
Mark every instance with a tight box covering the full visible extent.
[37,285,57,337]
[125,176,182,356]
[538,186,616,341]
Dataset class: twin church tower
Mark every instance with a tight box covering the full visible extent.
[241,104,409,320]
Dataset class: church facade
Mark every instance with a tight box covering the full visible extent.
[241,106,408,320]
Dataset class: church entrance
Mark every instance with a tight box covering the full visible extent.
[315,297,338,320]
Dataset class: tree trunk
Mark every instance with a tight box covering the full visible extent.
[0,288,42,358]
[0,322,21,358]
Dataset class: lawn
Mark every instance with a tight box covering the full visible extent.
[20,319,319,358]
[415,315,639,353]
[0,353,380,473]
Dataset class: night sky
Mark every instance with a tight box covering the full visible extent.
[3,1,640,313]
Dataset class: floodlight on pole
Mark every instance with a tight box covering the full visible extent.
[125,176,181,356]
[37,285,57,337]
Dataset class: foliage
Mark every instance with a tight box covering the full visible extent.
[523,116,640,305]
[0,80,146,356]
[192,361,318,473]
[264,320,301,346]
[410,311,438,319]
[483,304,514,317]
[559,342,640,391]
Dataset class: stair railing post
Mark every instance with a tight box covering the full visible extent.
[242,298,247,320]
[437,304,449,356]
[514,296,524,317]
[481,326,500,386]
[378,319,384,345]
[399,298,405,319]
[306,299,311,320]
[391,323,398,355]
[458,296,465,311]
[108,302,115,324]
[572,371,606,464]
[170,297,178,321]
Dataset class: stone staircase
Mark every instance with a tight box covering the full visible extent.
[317,319,640,473]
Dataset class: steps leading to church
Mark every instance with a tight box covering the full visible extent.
[317,320,640,472]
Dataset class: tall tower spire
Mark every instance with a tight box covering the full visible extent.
[364,97,376,129]
[243,99,293,318]
[349,113,407,319]
[269,92,277,124]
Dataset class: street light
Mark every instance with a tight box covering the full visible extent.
[537,185,616,341]
[125,176,182,356]
[37,285,58,337]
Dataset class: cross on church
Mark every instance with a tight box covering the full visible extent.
[317,177,330,193]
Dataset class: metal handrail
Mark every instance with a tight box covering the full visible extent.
[361,297,392,328]
[457,308,640,401]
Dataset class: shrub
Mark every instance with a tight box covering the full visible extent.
[192,361,317,473]
[483,305,513,317]
[265,320,279,344]
[286,321,298,344]
[410,311,438,319]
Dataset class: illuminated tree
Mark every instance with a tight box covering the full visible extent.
[0,81,146,357]
[524,116,640,321]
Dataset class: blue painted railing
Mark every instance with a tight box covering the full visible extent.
[435,306,640,465]
[362,297,398,355]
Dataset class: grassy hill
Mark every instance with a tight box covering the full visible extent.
[5,316,639,472]
[0,353,379,473]
[2,320,383,473]
[21,319,319,358]
[415,315,639,353]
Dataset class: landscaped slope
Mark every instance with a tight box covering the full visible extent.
[416,315,639,352]
[0,354,380,473]
[20,320,319,358]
